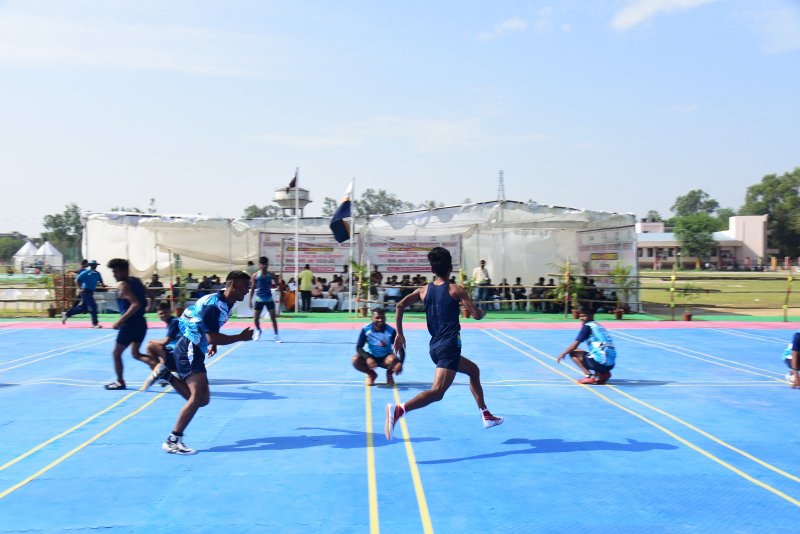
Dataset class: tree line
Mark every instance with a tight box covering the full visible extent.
[3,167,798,263]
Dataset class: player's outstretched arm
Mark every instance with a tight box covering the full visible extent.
[451,284,484,320]
[207,327,254,346]
[394,289,422,352]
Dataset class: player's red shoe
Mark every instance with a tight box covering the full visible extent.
[595,371,612,385]
[481,409,504,429]
[578,375,597,384]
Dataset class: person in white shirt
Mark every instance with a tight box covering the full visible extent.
[472,259,490,310]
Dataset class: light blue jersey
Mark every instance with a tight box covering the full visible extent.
[577,321,616,366]
[178,291,231,353]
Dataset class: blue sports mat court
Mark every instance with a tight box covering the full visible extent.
[1,320,799,532]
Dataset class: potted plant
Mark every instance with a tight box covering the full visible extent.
[546,262,583,317]
[610,263,636,320]
[350,260,371,316]
[676,283,701,320]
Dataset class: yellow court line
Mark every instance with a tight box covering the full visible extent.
[365,378,380,534]
[392,387,434,534]
[483,329,800,508]
[0,343,243,499]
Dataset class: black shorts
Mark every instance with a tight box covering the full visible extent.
[170,337,206,380]
[254,300,276,313]
[363,353,395,367]
[583,355,614,374]
[429,343,461,371]
[116,317,147,348]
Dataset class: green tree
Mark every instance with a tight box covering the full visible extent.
[715,207,737,230]
[417,199,444,210]
[242,204,282,218]
[0,235,26,261]
[42,203,83,249]
[674,213,718,261]
[671,189,720,217]
[321,197,338,217]
[358,188,414,216]
[643,210,663,222]
[739,167,800,256]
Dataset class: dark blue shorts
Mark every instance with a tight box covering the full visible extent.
[254,300,275,314]
[170,337,207,380]
[116,317,147,348]
[584,355,614,374]
[429,343,461,371]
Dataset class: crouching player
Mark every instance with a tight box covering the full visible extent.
[783,331,800,388]
[557,308,616,384]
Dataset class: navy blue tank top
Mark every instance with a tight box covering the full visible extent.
[424,282,460,348]
[118,277,147,319]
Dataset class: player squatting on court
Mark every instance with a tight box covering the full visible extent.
[557,307,617,385]
[352,308,403,386]
[385,246,503,441]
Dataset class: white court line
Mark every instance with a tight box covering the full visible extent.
[716,328,789,344]
[0,328,22,336]
[0,335,114,367]
[611,330,785,381]
[0,336,113,373]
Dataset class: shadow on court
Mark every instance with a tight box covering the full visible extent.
[210,387,287,401]
[201,426,439,452]
[607,379,672,387]
[417,438,678,464]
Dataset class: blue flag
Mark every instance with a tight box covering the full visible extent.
[329,182,353,243]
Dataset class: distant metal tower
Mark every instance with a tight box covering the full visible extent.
[497,170,505,201]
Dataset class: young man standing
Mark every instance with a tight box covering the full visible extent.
[557,308,617,384]
[299,264,314,312]
[352,308,402,386]
[62,260,105,327]
[248,256,281,342]
[105,259,157,390]
[153,270,254,454]
[385,247,503,441]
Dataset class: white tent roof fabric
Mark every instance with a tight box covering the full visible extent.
[82,201,636,283]
[34,241,64,268]
[13,241,38,258]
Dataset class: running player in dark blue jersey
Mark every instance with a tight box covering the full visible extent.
[248,256,281,343]
[385,246,503,441]
[105,258,158,390]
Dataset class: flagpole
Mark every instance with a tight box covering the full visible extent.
[349,177,355,317]
[294,167,299,315]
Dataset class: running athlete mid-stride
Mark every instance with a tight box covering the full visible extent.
[385,246,503,441]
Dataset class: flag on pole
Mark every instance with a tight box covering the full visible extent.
[329,181,353,243]
[285,168,298,192]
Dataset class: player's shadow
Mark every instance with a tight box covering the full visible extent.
[417,437,678,464]
[210,387,286,401]
[201,426,438,453]
[606,379,671,387]
[377,381,432,391]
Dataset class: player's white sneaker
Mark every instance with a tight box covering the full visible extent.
[253,329,261,341]
[787,371,795,384]
[61,312,68,325]
[274,334,282,343]
[482,409,504,429]
[385,403,403,441]
[162,435,196,455]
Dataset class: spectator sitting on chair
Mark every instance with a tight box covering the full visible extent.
[184,273,197,284]
[512,277,526,310]
[311,277,324,298]
[146,273,165,312]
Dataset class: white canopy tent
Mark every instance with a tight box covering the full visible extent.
[34,241,64,270]
[81,201,637,299]
[12,241,38,271]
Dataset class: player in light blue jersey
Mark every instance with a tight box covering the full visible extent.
[782,332,800,388]
[248,256,281,343]
[352,308,402,385]
[557,308,617,384]
[151,270,253,454]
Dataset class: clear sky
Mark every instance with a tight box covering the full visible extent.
[1,0,798,237]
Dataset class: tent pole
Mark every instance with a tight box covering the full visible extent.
[294,167,300,315]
